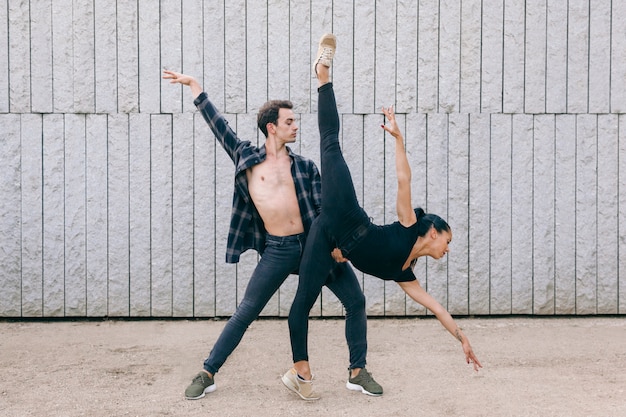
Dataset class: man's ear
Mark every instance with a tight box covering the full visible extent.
[266,123,275,135]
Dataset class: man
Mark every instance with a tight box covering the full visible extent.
[162,69,382,400]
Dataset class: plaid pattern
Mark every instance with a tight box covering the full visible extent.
[194,92,322,263]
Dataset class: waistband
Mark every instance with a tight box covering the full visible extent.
[265,232,306,244]
[338,222,371,256]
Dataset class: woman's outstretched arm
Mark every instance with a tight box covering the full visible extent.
[398,280,483,371]
[381,106,417,227]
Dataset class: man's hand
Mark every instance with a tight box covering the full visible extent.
[162,70,194,85]
[331,248,348,263]
[162,70,202,98]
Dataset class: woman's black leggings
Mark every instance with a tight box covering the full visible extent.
[287,82,370,369]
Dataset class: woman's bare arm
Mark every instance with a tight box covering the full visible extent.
[397,280,483,371]
[381,106,416,227]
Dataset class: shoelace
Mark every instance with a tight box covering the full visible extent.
[193,374,209,384]
[318,47,334,63]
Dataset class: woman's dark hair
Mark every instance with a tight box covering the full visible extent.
[257,100,294,137]
[414,207,450,237]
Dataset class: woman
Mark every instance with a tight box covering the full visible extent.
[285,34,482,396]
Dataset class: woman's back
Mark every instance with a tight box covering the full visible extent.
[347,221,419,282]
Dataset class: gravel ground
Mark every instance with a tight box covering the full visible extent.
[1,316,624,417]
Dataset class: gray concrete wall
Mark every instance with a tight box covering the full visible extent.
[1,0,624,318]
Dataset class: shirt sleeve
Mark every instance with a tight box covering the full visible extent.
[395,266,417,282]
[194,92,244,163]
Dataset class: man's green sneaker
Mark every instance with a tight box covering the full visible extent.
[346,367,383,396]
[185,371,216,400]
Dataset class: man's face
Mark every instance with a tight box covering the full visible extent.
[273,108,298,143]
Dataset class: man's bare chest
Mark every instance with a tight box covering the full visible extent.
[246,160,295,193]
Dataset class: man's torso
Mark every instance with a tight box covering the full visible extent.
[246,155,305,237]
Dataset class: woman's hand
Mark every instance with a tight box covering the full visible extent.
[462,339,483,372]
[381,106,402,139]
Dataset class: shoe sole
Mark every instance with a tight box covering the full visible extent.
[346,381,383,397]
[185,384,217,400]
[281,373,320,401]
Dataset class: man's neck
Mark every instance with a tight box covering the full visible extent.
[264,136,289,158]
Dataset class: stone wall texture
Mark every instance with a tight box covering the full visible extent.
[1,0,625,317]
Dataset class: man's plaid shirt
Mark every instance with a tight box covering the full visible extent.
[194,92,322,263]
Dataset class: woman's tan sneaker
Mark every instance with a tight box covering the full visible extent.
[313,33,336,76]
[281,368,320,401]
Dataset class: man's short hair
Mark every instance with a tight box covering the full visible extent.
[257,100,294,137]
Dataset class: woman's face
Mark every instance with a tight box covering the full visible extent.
[429,229,452,259]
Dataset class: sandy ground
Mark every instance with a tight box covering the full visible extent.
[1,317,624,417]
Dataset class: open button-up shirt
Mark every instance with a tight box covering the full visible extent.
[194,92,322,263]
